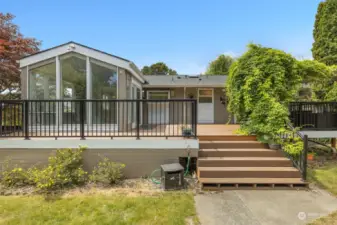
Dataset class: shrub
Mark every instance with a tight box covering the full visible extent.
[89,157,125,185]
[33,146,87,191]
[1,165,32,187]
[283,138,303,156]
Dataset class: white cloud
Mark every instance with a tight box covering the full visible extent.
[223,51,240,58]
[175,62,207,75]
[294,54,313,61]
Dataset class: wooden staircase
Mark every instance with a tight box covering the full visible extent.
[197,135,308,190]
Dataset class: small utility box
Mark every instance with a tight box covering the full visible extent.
[161,163,184,190]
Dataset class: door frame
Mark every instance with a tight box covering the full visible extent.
[131,79,143,128]
[147,90,170,124]
[197,88,214,124]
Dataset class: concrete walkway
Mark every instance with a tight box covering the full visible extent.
[195,187,337,225]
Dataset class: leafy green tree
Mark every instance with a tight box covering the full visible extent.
[205,54,234,75]
[295,60,332,100]
[312,0,337,65]
[226,44,302,141]
[141,62,177,75]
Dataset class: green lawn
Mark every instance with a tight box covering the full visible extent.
[0,192,198,225]
[308,162,337,225]
[308,162,337,196]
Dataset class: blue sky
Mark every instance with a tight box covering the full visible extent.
[4,0,321,74]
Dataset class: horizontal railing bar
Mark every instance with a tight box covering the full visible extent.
[1,99,197,102]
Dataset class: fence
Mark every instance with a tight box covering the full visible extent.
[289,102,337,130]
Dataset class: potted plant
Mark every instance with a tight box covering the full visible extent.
[307,152,315,161]
[260,134,282,150]
[181,126,193,137]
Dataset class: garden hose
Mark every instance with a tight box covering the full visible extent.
[150,169,162,184]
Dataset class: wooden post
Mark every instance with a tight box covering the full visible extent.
[331,138,336,148]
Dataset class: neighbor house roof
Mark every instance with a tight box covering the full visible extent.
[19,41,145,83]
[143,75,227,88]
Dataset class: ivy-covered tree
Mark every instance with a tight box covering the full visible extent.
[226,44,302,140]
[141,62,177,75]
[205,54,234,75]
[312,0,337,66]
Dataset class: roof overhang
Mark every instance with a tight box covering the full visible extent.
[20,42,145,83]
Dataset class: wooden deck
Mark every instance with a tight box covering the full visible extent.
[197,124,240,136]
[1,124,242,139]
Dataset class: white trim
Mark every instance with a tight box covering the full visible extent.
[300,131,337,138]
[147,90,171,99]
[197,88,214,124]
[20,42,145,83]
[28,58,55,70]
[55,56,61,125]
[86,56,92,126]
[26,66,29,99]
[183,87,186,124]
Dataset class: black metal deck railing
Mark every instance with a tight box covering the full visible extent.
[280,122,308,181]
[289,102,337,130]
[0,99,197,139]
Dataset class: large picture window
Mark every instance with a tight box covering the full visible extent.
[61,53,86,100]
[28,62,57,126]
[61,53,86,124]
[29,62,56,100]
[91,60,117,124]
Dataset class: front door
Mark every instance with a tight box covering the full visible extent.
[198,88,214,123]
[147,91,170,124]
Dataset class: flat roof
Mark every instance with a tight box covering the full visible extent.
[143,75,227,87]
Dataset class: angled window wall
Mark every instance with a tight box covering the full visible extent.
[27,54,120,128]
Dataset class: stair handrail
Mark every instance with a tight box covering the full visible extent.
[279,122,308,181]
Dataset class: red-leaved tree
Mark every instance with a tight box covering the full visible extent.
[0,13,40,98]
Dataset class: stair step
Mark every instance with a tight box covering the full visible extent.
[198,135,257,141]
[199,177,306,184]
[198,148,284,157]
[198,157,293,167]
[199,141,267,149]
[198,167,301,178]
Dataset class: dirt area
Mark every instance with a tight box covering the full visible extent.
[0,177,200,197]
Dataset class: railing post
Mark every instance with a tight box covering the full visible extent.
[136,100,140,140]
[24,100,30,140]
[0,101,2,136]
[80,100,85,140]
[298,102,302,127]
[302,134,308,181]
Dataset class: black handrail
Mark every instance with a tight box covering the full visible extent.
[0,99,197,139]
[280,122,308,181]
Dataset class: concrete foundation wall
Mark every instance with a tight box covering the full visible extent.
[0,139,198,178]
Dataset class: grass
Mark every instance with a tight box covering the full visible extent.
[308,162,337,196]
[308,162,337,225]
[308,211,337,225]
[0,192,198,225]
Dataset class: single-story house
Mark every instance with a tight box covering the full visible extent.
[17,41,231,136]
[1,41,331,188]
